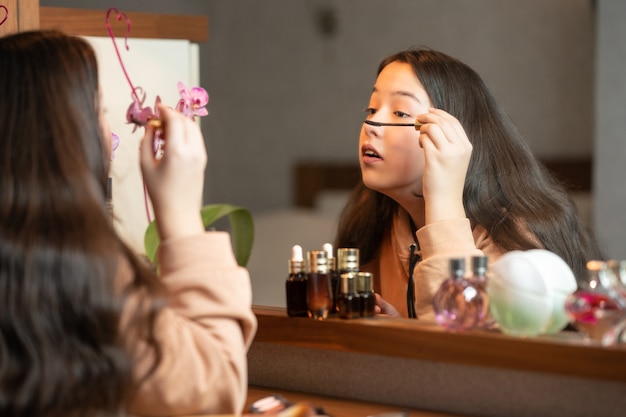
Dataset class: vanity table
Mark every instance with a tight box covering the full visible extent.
[248,306,626,417]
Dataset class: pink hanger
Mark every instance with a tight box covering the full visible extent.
[0,5,9,27]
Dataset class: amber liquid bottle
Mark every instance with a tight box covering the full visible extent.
[307,250,332,320]
[286,244,308,317]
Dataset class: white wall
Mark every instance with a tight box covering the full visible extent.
[41,0,605,255]
[201,0,595,215]
[41,0,595,212]
[86,36,199,253]
[595,0,626,258]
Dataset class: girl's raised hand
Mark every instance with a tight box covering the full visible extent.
[139,105,206,242]
[416,108,472,224]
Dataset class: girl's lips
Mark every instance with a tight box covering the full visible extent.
[361,144,382,163]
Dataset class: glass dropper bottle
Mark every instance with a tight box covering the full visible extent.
[285,244,308,317]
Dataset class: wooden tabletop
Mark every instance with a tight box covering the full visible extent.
[178,385,467,417]
[245,385,471,417]
[251,305,626,383]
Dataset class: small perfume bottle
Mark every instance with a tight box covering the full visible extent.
[433,258,484,331]
[469,255,493,329]
[323,243,339,315]
[307,250,332,320]
[338,272,360,319]
[337,247,360,275]
[337,248,359,314]
[565,260,626,345]
[357,272,376,317]
[285,245,308,318]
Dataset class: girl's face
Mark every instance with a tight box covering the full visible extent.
[360,61,431,201]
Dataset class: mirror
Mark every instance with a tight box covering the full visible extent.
[40,0,597,312]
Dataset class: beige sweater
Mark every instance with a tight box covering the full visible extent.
[123,232,257,416]
[362,208,506,321]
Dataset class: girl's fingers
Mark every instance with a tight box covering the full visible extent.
[139,124,158,169]
[417,108,471,150]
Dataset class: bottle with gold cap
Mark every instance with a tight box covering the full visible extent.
[357,272,376,317]
[338,272,360,319]
[323,243,339,316]
[307,250,332,320]
[337,247,359,312]
[337,247,360,275]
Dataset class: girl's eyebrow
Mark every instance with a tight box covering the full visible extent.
[372,86,422,104]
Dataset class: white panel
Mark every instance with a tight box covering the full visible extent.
[86,36,198,254]
[594,0,626,258]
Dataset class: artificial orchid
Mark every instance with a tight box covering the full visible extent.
[125,87,158,131]
[176,82,209,118]
[106,8,209,131]
[106,7,209,223]
[104,8,253,267]
[111,132,120,160]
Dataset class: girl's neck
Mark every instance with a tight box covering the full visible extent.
[398,197,426,231]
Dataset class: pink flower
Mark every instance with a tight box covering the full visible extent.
[111,132,120,160]
[106,8,210,132]
[176,82,209,118]
[126,88,158,131]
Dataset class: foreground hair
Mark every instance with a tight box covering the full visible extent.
[0,30,163,417]
[335,47,601,279]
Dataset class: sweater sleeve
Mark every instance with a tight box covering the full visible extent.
[128,231,257,416]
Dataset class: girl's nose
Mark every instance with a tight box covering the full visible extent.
[363,118,383,137]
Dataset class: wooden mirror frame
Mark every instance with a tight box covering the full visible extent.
[0,1,208,42]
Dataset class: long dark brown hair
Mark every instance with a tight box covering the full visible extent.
[335,48,601,279]
[0,30,164,417]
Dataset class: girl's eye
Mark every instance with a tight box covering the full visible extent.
[394,111,411,118]
[363,107,377,116]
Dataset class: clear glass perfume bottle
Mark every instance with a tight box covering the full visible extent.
[433,258,484,331]
[285,244,308,318]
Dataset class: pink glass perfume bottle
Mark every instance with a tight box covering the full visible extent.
[565,260,626,345]
[433,258,484,331]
